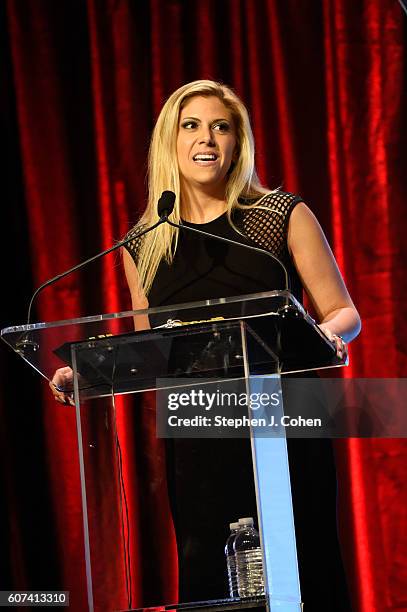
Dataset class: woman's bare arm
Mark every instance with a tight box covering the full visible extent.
[288,203,361,354]
[122,248,150,331]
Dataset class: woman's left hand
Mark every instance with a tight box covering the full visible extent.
[49,367,75,406]
[318,324,348,361]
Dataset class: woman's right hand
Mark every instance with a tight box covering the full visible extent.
[49,367,75,406]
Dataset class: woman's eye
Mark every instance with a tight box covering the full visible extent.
[181,120,198,129]
[213,122,230,132]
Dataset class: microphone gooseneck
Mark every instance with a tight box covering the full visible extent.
[24,191,175,328]
[24,219,163,327]
[22,187,289,336]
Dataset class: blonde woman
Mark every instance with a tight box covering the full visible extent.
[120,81,360,609]
[123,80,359,350]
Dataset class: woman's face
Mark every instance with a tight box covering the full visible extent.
[176,95,237,194]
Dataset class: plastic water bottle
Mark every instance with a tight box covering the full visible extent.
[225,521,240,597]
[234,517,265,597]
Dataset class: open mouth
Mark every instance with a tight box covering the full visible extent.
[192,153,219,163]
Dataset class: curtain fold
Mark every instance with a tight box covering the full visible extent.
[2,1,406,610]
[323,5,407,610]
[6,3,89,610]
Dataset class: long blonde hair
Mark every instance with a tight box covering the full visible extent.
[133,79,271,295]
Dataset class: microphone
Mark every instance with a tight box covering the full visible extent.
[157,190,176,220]
[21,191,175,333]
[163,191,291,291]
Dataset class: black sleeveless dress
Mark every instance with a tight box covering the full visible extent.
[125,192,351,610]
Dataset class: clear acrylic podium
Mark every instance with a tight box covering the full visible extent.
[1,291,345,612]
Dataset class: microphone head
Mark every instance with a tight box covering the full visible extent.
[157,191,176,219]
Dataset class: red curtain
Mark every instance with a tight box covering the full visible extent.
[2,1,406,610]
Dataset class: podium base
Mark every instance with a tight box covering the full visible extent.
[123,595,303,612]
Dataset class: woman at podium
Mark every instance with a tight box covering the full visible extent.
[53,80,361,609]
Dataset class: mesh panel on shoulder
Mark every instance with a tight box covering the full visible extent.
[123,226,146,265]
[236,191,302,260]
[124,191,302,266]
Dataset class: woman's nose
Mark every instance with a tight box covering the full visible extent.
[198,125,215,145]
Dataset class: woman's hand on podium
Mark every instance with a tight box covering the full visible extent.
[49,367,75,406]
[318,324,348,361]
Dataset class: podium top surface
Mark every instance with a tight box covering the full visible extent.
[1,291,342,395]
[2,290,302,334]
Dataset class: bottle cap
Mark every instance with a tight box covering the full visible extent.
[229,522,240,530]
[238,517,254,526]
